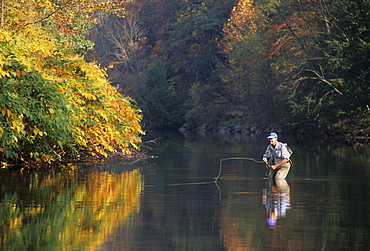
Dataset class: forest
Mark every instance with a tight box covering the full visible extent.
[0,0,369,165]
[88,0,370,136]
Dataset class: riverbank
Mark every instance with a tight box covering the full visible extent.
[179,120,370,142]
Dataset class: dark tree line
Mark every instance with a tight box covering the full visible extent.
[88,0,370,137]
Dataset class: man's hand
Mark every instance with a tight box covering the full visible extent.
[270,159,288,170]
[263,157,268,162]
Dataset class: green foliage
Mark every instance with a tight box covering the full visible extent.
[165,0,230,92]
[320,0,370,134]
[87,0,236,129]
[0,0,144,166]
[84,0,370,136]
[185,82,228,128]
[282,0,370,135]
[0,54,76,162]
[141,60,186,129]
[41,15,95,56]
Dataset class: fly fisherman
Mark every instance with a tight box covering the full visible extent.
[262,132,291,179]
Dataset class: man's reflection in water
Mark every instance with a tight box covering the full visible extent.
[262,178,291,229]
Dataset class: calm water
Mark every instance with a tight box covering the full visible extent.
[1,130,370,250]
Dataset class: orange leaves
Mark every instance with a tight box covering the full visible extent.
[267,16,307,60]
[14,70,28,77]
[269,23,287,35]
[0,67,28,79]
[218,0,264,60]
[269,16,306,35]
[267,37,286,60]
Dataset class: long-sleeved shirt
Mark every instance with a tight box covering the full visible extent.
[263,141,291,165]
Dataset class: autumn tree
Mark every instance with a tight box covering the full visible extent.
[289,0,370,134]
[87,0,235,128]
[0,0,144,166]
[261,0,370,135]
[82,0,370,136]
[218,0,276,126]
[259,0,326,128]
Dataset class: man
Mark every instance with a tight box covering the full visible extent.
[262,132,291,179]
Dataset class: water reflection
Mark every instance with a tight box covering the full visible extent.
[2,131,370,250]
[262,179,291,229]
[0,168,142,250]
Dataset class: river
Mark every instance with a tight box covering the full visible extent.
[0,130,370,250]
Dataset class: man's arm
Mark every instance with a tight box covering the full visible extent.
[270,158,289,170]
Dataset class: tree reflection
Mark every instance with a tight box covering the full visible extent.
[0,168,142,250]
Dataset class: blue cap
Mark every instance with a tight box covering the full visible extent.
[267,218,276,228]
[267,132,278,139]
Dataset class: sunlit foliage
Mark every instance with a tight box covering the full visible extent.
[0,0,126,30]
[0,0,143,165]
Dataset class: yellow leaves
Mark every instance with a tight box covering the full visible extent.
[1,160,8,168]
[59,61,143,158]
[4,113,25,134]
[80,92,97,101]
[105,145,116,153]
[41,154,55,163]
[0,69,11,78]
[10,120,17,129]
[0,29,57,80]
[222,0,259,49]
[0,17,143,163]
[34,0,53,9]
[2,109,12,117]
[33,127,47,137]
[0,30,14,43]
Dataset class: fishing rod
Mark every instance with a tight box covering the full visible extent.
[144,157,270,204]
[145,157,269,188]
[215,157,270,182]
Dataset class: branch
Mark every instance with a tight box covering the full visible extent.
[307,67,343,95]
